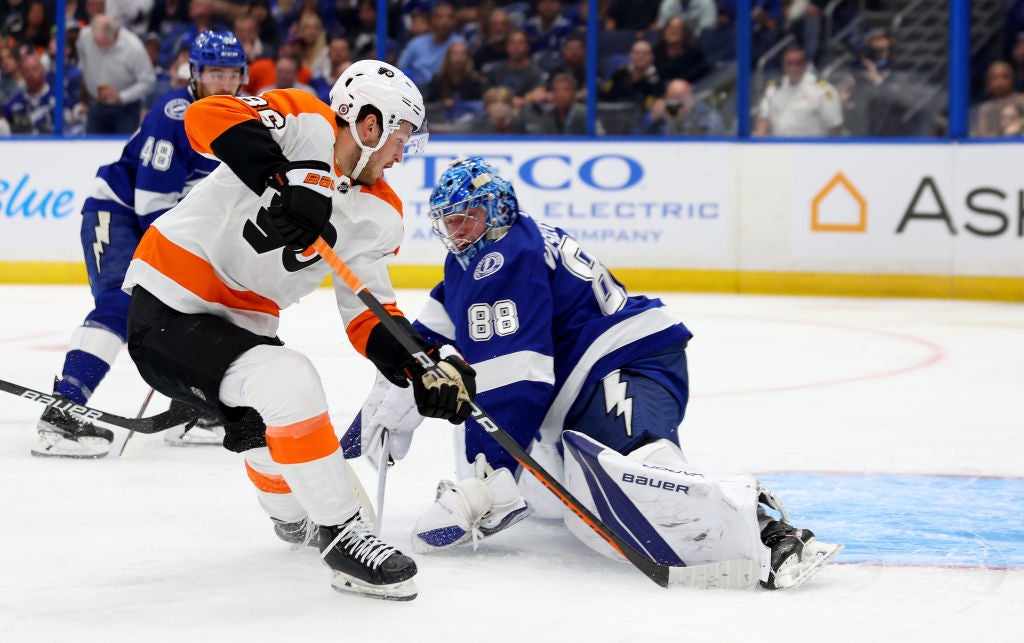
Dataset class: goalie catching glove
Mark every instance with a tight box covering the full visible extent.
[403,344,476,424]
[265,160,334,251]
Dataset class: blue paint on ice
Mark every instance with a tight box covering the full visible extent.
[757,473,1024,569]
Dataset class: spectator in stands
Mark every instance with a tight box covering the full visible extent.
[247,0,279,50]
[257,52,315,94]
[106,0,151,36]
[754,44,841,137]
[310,34,352,102]
[12,1,50,53]
[397,1,463,88]
[1010,34,1024,93]
[782,0,823,64]
[0,44,22,106]
[599,38,664,111]
[635,77,724,135]
[523,0,575,73]
[604,0,661,31]
[293,7,326,71]
[244,33,311,95]
[426,40,484,106]
[974,60,1024,137]
[657,0,716,37]
[1,51,84,135]
[716,0,783,60]
[846,29,937,137]
[485,28,547,106]
[77,13,155,134]
[45,26,85,110]
[466,85,524,134]
[519,71,585,135]
[550,32,586,100]
[158,0,225,68]
[233,14,272,63]
[473,7,511,71]
[653,15,710,84]
[147,0,189,44]
[998,102,1024,136]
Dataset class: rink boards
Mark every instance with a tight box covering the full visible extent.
[1,138,1022,300]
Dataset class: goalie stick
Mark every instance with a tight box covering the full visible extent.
[0,377,197,433]
[311,238,759,590]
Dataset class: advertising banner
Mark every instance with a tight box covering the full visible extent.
[0,140,124,262]
[384,141,734,268]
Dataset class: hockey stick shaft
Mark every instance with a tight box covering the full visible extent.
[0,377,196,433]
[374,430,390,536]
[312,238,672,587]
[118,388,156,457]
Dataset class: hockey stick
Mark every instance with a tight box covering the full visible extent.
[312,238,757,589]
[0,377,197,433]
[118,388,156,458]
[373,429,392,535]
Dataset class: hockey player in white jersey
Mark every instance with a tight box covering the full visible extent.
[351,158,841,590]
[121,60,476,600]
[32,31,248,458]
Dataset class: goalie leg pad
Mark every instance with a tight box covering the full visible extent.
[561,431,766,570]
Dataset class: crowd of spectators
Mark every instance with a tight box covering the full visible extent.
[0,0,1019,138]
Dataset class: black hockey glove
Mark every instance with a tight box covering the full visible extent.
[405,346,477,424]
[266,160,334,251]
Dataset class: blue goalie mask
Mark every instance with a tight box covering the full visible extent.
[428,158,519,269]
[189,30,248,93]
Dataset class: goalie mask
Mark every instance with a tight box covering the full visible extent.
[428,157,519,270]
[189,30,248,97]
[329,60,427,179]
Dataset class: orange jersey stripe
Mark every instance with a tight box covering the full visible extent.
[361,179,403,218]
[265,412,339,464]
[346,304,403,357]
[244,461,293,494]
[134,227,281,317]
[185,90,338,156]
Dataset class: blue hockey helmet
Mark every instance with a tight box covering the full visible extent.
[428,157,519,269]
[189,30,248,94]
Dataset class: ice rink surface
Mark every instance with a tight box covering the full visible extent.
[1,285,1022,642]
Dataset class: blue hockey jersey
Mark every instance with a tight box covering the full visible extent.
[413,216,692,465]
[83,86,219,228]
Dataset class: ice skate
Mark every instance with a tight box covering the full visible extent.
[272,516,318,549]
[756,487,841,589]
[31,405,114,459]
[319,513,418,601]
[163,400,224,446]
[413,466,531,552]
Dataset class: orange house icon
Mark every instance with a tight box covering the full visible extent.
[811,172,867,232]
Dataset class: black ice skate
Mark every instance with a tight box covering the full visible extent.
[32,404,114,459]
[272,516,318,549]
[759,517,842,590]
[318,513,418,601]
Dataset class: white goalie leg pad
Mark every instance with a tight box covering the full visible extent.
[412,464,531,552]
[561,431,767,572]
[517,438,566,519]
[221,345,360,527]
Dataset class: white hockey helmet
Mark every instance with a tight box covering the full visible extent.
[329,60,427,177]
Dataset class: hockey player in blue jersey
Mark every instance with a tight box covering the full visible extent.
[32,31,249,458]
[352,157,842,589]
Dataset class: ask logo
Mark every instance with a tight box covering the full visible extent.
[811,172,867,233]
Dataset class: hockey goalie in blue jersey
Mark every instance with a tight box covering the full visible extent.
[32,31,248,458]
[351,157,842,589]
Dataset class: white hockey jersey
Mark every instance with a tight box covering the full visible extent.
[122,89,407,357]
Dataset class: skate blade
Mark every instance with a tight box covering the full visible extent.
[163,428,224,447]
[329,572,417,601]
[667,558,760,589]
[30,435,110,459]
[774,541,843,590]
